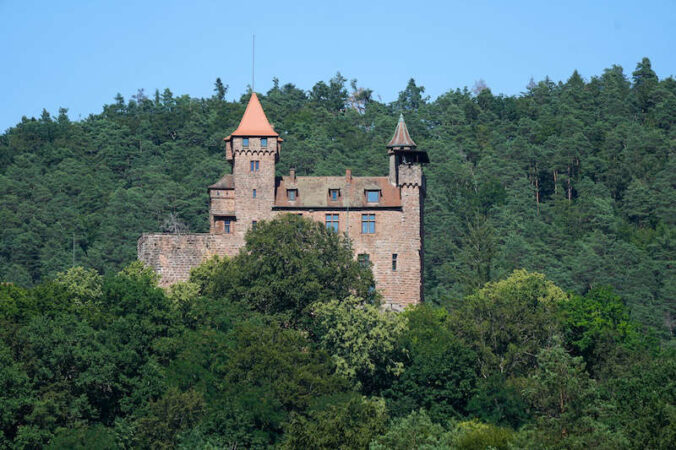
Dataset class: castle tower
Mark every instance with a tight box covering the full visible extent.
[387,114,429,305]
[214,93,281,242]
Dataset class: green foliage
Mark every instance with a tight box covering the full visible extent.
[446,419,514,450]
[448,269,567,378]
[467,375,530,429]
[560,287,656,376]
[386,305,479,422]
[369,409,452,449]
[204,215,375,322]
[312,296,407,392]
[282,394,388,450]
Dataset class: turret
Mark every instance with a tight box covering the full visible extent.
[387,114,429,190]
[218,93,281,236]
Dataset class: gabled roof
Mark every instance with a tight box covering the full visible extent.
[387,113,416,148]
[208,174,234,190]
[227,93,278,138]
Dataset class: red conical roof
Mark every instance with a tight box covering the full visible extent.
[229,93,278,137]
[387,113,416,148]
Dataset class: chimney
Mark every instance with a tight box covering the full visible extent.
[345,168,352,183]
[290,168,296,183]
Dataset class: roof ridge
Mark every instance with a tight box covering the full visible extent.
[387,113,416,148]
[230,93,278,137]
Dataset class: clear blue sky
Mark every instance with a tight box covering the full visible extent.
[1,0,674,132]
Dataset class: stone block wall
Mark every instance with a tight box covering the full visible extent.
[137,233,240,287]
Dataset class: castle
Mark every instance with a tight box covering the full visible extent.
[138,93,429,308]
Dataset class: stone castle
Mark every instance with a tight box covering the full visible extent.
[138,93,429,308]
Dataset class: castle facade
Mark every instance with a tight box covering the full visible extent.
[138,93,429,308]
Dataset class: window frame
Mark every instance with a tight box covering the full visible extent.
[366,190,380,203]
[392,253,398,271]
[287,189,297,201]
[358,253,370,268]
[260,137,267,147]
[325,213,339,232]
[361,213,375,234]
[250,160,260,172]
[329,189,340,201]
[242,138,249,147]
[252,188,257,198]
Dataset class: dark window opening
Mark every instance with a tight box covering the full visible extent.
[361,214,375,234]
[252,189,257,198]
[252,220,257,229]
[325,214,339,232]
[392,254,398,271]
[358,253,370,268]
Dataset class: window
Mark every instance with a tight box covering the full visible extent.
[261,138,267,147]
[252,189,257,198]
[329,189,340,201]
[250,160,259,172]
[392,254,398,271]
[215,216,234,234]
[361,214,375,234]
[325,214,339,232]
[242,138,249,147]
[366,190,380,203]
[252,220,257,229]
[358,253,370,268]
[287,189,297,201]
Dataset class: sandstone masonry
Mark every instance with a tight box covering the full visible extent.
[138,94,429,308]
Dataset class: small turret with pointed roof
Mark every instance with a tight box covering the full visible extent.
[223,92,282,163]
[386,114,429,184]
[387,113,417,149]
[226,92,279,139]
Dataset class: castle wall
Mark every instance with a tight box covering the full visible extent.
[137,233,240,287]
[286,206,422,308]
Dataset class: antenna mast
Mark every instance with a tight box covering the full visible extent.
[252,33,255,92]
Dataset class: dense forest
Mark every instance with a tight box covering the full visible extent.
[0,216,673,448]
[0,58,674,448]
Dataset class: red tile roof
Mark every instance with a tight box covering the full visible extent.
[226,93,278,138]
[387,113,416,148]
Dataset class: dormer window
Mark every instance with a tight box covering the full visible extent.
[287,189,297,201]
[261,138,267,147]
[329,189,340,201]
[366,190,380,203]
[242,138,249,147]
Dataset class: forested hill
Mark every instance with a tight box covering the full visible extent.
[0,58,674,337]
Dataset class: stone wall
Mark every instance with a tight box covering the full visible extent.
[137,233,240,287]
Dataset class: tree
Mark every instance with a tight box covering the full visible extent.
[370,409,451,450]
[311,296,407,393]
[448,270,567,378]
[213,78,228,101]
[386,305,479,421]
[519,344,630,449]
[204,215,375,322]
[282,394,387,450]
